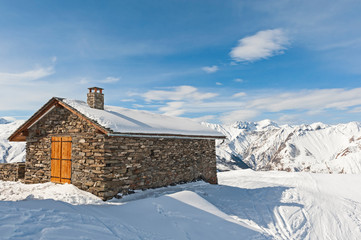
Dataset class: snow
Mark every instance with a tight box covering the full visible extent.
[0,119,25,163]
[2,170,361,239]
[62,99,223,137]
[205,120,361,173]
[0,179,265,239]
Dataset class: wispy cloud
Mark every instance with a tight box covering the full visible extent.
[142,85,218,102]
[232,92,247,98]
[248,88,361,112]
[78,76,121,85]
[191,115,216,123]
[202,65,219,73]
[120,99,136,102]
[0,67,54,84]
[220,109,260,124]
[79,78,90,84]
[230,29,289,62]
[234,78,244,83]
[159,101,185,116]
[139,86,218,116]
[137,86,361,124]
[100,76,120,83]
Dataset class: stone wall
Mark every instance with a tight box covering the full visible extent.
[0,162,25,181]
[26,105,107,197]
[102,136,217,199]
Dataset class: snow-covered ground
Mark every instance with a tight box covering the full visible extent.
[1,170,361,239]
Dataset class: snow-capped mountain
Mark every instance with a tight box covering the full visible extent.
[204,120,361,173]
[0,118,25,163]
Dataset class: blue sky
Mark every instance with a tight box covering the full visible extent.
[1,0,361,125]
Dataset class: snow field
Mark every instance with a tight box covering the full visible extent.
[0,180,265,240]
[2,170,361,239]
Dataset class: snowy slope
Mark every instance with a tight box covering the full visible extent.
[2,170,361,239]
[0,118,25,163]
[0,179,266,240]
[204,120,361,173]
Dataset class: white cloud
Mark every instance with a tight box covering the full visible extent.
[248,88,361,112]
[78,76,121,85]
[159,101,185,116]
[101,76,120,83]
[0,67,54,84]
[349,106,361,113]
[136,86,361,125]
[230,29,289,62]
[216,82,223,86]
[232,92,247,98]
[79,78,90,84]
[234,78,244,83]
[191,115,216,123]
[277,114,303,125]
[220,109,260,124]
[202,65,219,73]
[142,85,218,102]
[219,88,361,123]
[132,104,144,108]
[120,99,136,102]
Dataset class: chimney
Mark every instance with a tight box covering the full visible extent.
[87,87,104,110]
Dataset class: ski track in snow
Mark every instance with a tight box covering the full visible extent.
[1,170,361,239]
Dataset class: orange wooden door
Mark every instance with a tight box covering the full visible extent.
[51,136,72,184]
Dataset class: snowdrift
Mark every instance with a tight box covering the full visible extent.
[2,170,361,239]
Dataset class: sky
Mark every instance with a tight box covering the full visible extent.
[1,0,361,125]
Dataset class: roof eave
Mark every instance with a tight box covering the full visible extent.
[107,132,226,140]
[8,97,60,142]
[8,98,109,142]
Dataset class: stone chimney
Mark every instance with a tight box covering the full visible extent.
[87,87,104,110]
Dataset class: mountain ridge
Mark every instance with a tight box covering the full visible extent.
[203,120,361,173]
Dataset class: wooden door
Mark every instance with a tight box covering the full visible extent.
[51,136,72,184]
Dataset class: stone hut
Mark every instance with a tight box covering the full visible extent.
[8,87,224,200]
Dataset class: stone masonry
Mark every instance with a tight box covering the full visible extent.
[102,136,217,199]
[24,104,218,200]
[25,105,107,198]
[87,90,104,110]
[0,162,25,181]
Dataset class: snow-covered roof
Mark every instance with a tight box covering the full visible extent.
[62,99,224,138]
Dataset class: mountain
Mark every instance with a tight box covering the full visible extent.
[204,120,361,173]
[0,119,26,163]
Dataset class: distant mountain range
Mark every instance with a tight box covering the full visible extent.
[2,118,361,174]
[204,120,361,173]
[0,118,25,163]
